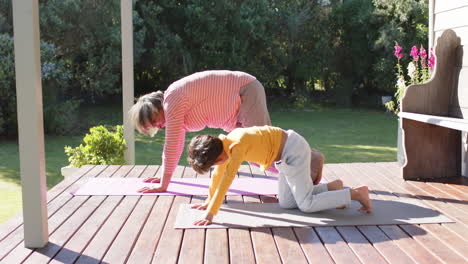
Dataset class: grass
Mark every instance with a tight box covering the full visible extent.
[0,105,398,224]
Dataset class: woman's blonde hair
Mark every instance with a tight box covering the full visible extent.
[128,91,164,134]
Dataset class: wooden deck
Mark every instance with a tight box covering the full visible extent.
[0,162,467,264]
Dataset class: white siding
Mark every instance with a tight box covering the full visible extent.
[435,0,468,13]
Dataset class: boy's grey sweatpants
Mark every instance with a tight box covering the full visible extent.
[275,130,351,213]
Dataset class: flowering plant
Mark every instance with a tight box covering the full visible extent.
[385,43,435,114]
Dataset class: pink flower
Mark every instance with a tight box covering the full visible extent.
[419,45,427,59]
[394,43,403,59]
[419,45,427,67]
[410,45,419,60]
[428,48,435,68]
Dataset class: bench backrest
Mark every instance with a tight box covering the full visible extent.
[401,29,465,119]
[451,45,467,119]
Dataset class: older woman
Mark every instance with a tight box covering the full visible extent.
[129,70,271,193]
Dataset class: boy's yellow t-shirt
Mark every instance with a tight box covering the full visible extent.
[206,126,284,216]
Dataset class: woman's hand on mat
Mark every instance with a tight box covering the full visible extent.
[191,203,208,210]
[143,177,161,183]
[137,185,167,193]
[193,213,214,226]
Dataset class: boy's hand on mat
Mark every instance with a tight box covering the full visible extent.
[143,177,161,183]
[137,185,167,193]
[193,213,214,226]
[191,203,208,210]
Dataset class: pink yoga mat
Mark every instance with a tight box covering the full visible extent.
[71,177,279,196]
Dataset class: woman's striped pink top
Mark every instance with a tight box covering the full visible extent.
[162,70,256,178]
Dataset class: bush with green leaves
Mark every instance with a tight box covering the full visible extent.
[64,125,127,167]
[0,33,77,137]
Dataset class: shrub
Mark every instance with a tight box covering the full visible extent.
[0,33,77,137]
[64,125,127,167]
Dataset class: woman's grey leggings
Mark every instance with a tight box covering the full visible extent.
[237,79,271,128]
[275,130,351,212]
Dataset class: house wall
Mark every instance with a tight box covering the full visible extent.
[432,0,468,176]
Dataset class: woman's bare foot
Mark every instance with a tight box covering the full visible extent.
[336,205,347,209]
[350,186,372,213]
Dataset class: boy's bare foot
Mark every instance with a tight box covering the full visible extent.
[351,186,373,213]
[336,205,347,209]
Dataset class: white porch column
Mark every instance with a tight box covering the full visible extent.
[12,0,48,248]
[121,0,135,164]
[429,0,435,49]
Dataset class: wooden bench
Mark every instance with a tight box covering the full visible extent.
[399,29,468,180]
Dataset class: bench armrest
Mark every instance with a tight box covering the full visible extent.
[399,112,468,131]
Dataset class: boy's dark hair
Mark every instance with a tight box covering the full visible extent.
[187,135,224,174]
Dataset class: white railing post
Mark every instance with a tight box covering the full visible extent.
[12,0,48,248]
[121,0,135,164]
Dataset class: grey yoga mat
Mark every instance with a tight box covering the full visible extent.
[174,198,454,229]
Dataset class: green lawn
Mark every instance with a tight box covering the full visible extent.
[0,106,398,224]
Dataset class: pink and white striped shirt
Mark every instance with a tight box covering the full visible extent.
[161,70,256,178]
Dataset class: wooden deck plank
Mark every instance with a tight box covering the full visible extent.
[259,167,307,264]
[379,163,468,219]
[74,196,140,264]
[226,169,255,264]
[378,225,443,264]
[329,164,417,264]
[341,162,468,263]
[74,165,147,264]
[372,162,468,240]
[0,162,467,263]
[276,166,335,264]
[336,226,389,264]
[427,181,468,200]
[326,164,409,264]
[197,167,230,264]
[22,196,107,263]
[48,196,123,264]
[336,163,443,264]
[262,167,308,264]
[204,229,229,264]
[150,166,188,264]
[421,223,468,259]
[125,196,173,264]
[1,196,91,263]
[100,166,159,264]
[25,166,133,264]
[409,181,468,214]
[0,166,93,245]
[0,166,112,263]
[400,224,466,264]
[243,165,282,264]
[293,227,334,264]
[178,167,205,264]
[251,228,281,264]
[315,226,361,264]
[0,166,106,261]
[271,227,308,264]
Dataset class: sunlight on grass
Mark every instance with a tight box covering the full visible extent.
[0,179,22,224]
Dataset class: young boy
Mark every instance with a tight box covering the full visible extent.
[187,126,372,226]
